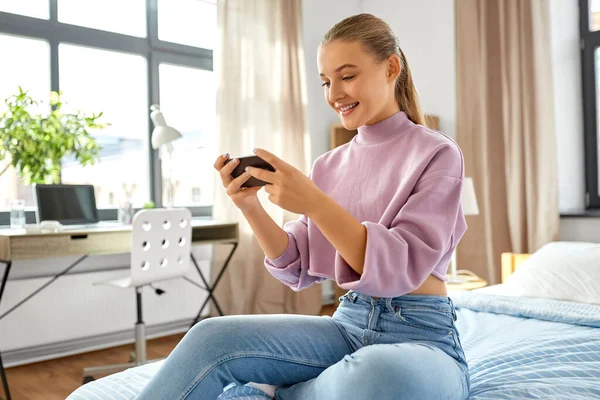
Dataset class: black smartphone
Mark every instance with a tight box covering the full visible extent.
[224,155,276,187]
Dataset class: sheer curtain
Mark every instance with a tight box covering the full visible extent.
[210,0,322,315]
[455,0,559,284]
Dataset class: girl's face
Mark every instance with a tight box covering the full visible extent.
[318,40,400,130]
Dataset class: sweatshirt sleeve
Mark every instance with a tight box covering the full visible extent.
[336,174,465,297]
[264,214,325,291]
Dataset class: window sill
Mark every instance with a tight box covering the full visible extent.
[560,209,600,218]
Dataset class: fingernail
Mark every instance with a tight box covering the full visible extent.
[253,148,258,154]
[232,158,238,164]
[245,166,250,176]
[223,153,229,158]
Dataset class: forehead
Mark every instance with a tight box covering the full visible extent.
[317,41,373,74]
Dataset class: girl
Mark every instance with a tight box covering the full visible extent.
[138,13,469,400]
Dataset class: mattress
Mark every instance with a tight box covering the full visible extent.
[67,292,600,399]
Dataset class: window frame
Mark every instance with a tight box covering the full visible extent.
[0,0,214,223]
[581,0,600,208]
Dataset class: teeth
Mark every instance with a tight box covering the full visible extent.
[340,103,358,112]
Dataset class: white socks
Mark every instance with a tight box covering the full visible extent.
[245,382,278,398]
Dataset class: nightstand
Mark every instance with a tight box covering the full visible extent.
[446,275,488,291]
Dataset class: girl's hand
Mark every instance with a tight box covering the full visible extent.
[246,149,324,216]
[214,154,262,212]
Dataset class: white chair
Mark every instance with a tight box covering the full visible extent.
[82,208,192,383]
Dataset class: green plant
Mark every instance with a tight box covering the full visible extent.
[0,87,107,184]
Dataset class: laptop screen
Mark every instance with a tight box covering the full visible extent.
[34,184,99,225]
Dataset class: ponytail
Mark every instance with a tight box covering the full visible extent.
[395,47,425,125]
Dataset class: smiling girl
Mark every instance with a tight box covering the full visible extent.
[138,13,469,400]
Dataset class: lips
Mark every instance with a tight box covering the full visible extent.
[338,102,359,117]
[339,102,358,112]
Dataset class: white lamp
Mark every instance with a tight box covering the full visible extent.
[150,105,181,208]
[447,177,479,283]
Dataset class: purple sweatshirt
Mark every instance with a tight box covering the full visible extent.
[265,111,467,297]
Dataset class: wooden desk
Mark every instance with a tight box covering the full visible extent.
[0,220,238,261]
[0,219,238,400]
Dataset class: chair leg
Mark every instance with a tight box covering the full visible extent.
[135,287,147,365]
[82,287,151,381]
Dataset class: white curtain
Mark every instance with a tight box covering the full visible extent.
[211,0,322,315]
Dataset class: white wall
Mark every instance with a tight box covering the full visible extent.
[0,247,212,366]
[302,0,363,162]
[363,0,456,140]
[549,0,585,213]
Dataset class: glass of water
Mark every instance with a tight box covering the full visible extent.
[10,199,26,228]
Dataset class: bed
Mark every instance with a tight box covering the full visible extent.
[68,242,600,399]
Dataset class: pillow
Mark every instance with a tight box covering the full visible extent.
[501,241,600,305]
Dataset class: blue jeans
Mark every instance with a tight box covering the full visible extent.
[137,291,470,399]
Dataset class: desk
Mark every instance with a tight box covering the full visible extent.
[0,219,238,400]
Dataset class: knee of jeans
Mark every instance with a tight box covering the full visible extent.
[181,317,235,356]
[334,346,437,396]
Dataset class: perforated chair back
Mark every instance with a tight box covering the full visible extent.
[130,208,192,287]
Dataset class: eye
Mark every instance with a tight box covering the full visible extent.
[321,81,330,88]
[342,75,355,81]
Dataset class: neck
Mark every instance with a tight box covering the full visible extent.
[364,103,401,126]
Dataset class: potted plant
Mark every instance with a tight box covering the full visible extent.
[0,87,106,184]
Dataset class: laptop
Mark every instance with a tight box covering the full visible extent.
[33,184,119,229]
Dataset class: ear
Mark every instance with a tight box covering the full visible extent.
[386,54,402,83]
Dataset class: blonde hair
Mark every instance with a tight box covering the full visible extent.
[321,13,425,126]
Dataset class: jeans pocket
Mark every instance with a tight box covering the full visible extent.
[393,306,453,335]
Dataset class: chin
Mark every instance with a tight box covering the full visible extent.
[338,112,365,131]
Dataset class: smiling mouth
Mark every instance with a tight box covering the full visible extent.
[339,102,359,112]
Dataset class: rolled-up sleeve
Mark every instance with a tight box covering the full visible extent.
[265,215,324,291]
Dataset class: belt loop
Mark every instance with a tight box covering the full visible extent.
[385,298,394,313]
[348,291,357,303]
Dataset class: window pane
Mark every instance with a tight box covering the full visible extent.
[0,34,50,212]
[592,0,600,31]
[159,64,216,206]
[158,0,216,49]
[58,0,146,37]
[59,44,149,209]
[0,0,49,19]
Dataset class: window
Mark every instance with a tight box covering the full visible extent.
[592,0,600,31]
[158,0,217,49]
[581,0,600,207]
[0,34,50,211]
[0,1,215,221]
[58,0,146,37]
[59,45,149,208]
[159,63,216,207]
[0,0,48,19]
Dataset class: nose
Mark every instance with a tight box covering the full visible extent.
[328,82,344,104]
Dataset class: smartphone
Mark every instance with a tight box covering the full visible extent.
[224,155,276,187]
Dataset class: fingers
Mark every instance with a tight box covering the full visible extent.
[253,148,285,171]
[219,156,238,187]
[246,166,277,184]
[226,169,252,195]
[214,153,230,170]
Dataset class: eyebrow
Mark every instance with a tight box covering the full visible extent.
[319,64,359,77]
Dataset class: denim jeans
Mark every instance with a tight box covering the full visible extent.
[136,291,470,400]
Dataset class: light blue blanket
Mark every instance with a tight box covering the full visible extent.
[452,292,600,399]
[68,292,600,399]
